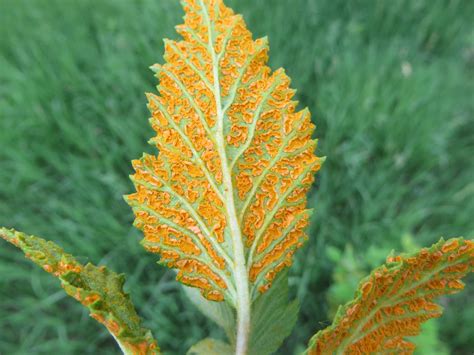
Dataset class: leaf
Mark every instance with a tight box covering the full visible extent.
[249,271,299,355]
[182,272,298,354]
[182,283,236,343]
[0,228,160,355]
[306,237,474,355]
[125,0,321,306]
[187,338,233,355]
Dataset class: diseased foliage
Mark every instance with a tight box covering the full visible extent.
[0,228,159,355]
[125,0,321,304]
[307,238,474,354]
[0,0,473,354]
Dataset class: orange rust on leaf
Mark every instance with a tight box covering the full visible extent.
[361,281,373,298]
[106,319,121,336]
[307,237,474,354]
[448,279,464,289]
[91,313,105,324]
[83,293,101,306]
[125,0,322,302]
[126,341,160,355]
[43,264,53,273]
[441,239,459,253]
[249,211,310,288]
[0,228,161,354]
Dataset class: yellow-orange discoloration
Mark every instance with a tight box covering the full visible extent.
[307,238,474,354]
[126,0,321,301]
[0,228,161,354]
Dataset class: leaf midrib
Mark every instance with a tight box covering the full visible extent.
[198,1,251,354]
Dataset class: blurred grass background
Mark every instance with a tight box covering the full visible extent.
[0,0,473,354]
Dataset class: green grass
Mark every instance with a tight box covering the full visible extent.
[0,0,473,354]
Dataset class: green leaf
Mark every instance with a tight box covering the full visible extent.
[187,338,233,355]
[182,283,236,344]
[306,237,474,355]
[249,271,299,355]
[0,227,160,355]
[183,271,298,355]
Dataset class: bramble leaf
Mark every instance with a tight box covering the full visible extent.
[249,271,299,355]
[306,237,474,354]
[125,0,321,306]
[187,338,233,355]
[184,271,298,354]
[0,228,159,355]
[182,283,236,343]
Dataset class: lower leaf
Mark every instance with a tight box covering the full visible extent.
[306,237,474,354]
[0,227,160,355]
[249,271,299,355]
[187,338,233,355]
[182,283,236,344]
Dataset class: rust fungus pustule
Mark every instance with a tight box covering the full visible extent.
[307,238,474,354]
[0,228,160,354]
[125,0,321,303]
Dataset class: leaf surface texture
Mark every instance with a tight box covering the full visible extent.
[0,228,159,355]
[306,237,474,354]
[126,0,321,303]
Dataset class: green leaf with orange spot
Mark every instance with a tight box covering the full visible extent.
[0,228,159,355]
[125,0,321,305]
[305,237,474,355]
